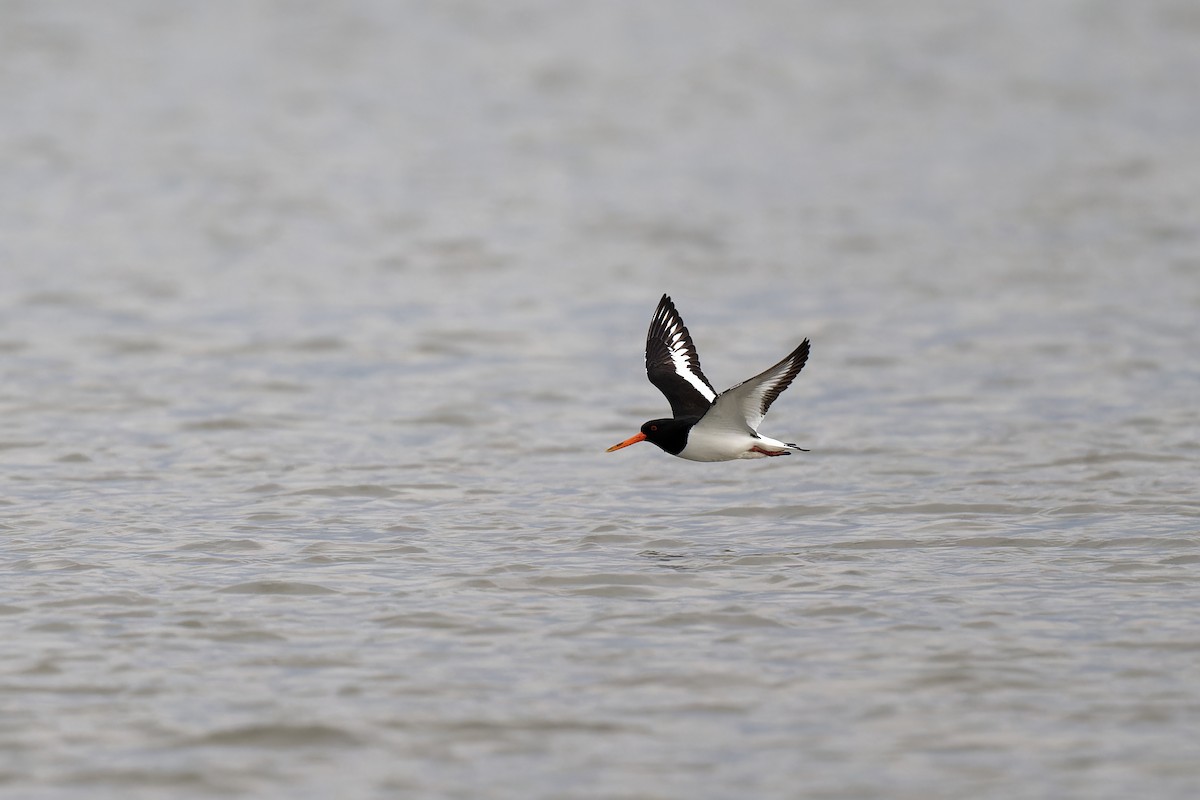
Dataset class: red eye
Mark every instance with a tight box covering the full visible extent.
[650,425,658,431]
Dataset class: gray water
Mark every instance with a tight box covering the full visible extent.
[3,2,1199,798]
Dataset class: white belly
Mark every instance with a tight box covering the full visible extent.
[677,430,791,462]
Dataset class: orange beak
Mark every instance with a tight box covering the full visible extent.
[606,432,646,452]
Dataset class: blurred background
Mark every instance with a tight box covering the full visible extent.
[2,2,1198,798]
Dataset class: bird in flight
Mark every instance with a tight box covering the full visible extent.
[606,294,811,461]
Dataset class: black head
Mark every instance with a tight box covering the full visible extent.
[606,416,697,456]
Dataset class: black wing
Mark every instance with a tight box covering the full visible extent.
[644,294,718,418]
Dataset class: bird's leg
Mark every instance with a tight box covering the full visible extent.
[749,446,790,456]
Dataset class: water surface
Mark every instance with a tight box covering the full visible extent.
[3,2,1199,798]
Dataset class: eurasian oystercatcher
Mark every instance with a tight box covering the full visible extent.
[607,294,810,461]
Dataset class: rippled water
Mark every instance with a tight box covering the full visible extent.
[3,2,1199,798]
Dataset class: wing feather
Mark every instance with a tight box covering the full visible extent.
[644,294,717,418]
[702,339,809,433]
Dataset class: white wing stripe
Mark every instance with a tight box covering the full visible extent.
[666,322,717,402]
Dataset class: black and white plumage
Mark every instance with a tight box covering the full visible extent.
[607,294,811,462]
